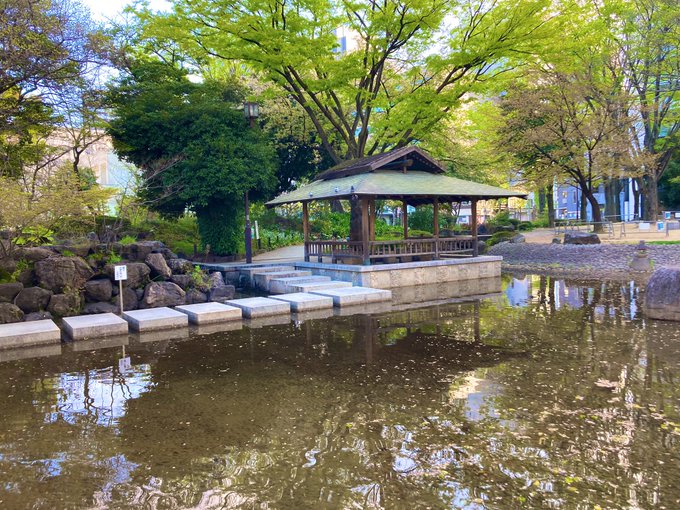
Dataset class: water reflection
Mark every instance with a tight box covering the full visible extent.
[0,276,678,509]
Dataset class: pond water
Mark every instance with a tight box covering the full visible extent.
[0,275,679,509]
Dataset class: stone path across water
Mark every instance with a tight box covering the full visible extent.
[489,242,680,278]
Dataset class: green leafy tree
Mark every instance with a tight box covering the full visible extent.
[107,61,277,255]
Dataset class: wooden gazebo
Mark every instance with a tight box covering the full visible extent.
[266,147,526,265]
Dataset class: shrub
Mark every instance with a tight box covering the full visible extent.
[487,231,516,246]
[119,235,137,245]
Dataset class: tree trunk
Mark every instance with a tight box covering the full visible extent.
[583,187,603,232]
[537,188,546,213]
[642,175,659,221]
[349,196,362,242]
[546,184,555,228]
[579,187,588,222]
[604,178,621,222]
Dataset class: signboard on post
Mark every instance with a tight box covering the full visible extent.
[114,265,127,314]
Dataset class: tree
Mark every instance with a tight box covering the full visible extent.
[604,0,680,219]
[107,61,277,255]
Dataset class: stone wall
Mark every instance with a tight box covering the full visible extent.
[0,241,234,324]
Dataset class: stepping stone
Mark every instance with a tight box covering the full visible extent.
[62,313,128,340]
[0,319,61,349]
[269,292,333,312]
[123,307,188,332]
[333,301,393,316]
[289,280,352,293]
[241,265,296,287]
[132,328,190,344]
[175,302,242,325]
[0,343,61,363]
[245,314,292,329]
[269,275,331,294]
[253,270,312,291]
[66,335,128,352]
[192,321,243,336]
[292,309,334,323]
[225,297,290,318]
[310,286,392,307]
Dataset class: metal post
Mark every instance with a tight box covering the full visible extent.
[244,191,252,264]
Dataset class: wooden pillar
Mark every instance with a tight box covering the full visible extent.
[302,201,310,262]
[402,200,408,239]
[433,198,439,259]
[361,197,370,265]
[471,199,478,257]
[368,199,376,241]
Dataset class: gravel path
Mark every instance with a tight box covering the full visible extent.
[488,242,680,279]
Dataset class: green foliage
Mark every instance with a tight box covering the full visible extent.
[0,259,31,284]
[14,226,55,247]
[119,235,137,246]
[108,252,123,264]
[134,215,200,257]
[259,229,303,250]
[659,158,680,209]
[61,249,75,258]
[189,265,209,291]
[107,61,277,255]
[487,231,517,247]
[310,212,350,239]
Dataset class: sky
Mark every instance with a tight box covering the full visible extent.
[82,0,170,21]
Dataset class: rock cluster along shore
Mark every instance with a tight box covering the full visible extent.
[488,242,680,278]
[0,240,234,324]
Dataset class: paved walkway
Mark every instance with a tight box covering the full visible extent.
[253,245,304,263]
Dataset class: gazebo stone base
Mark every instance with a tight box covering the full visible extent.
[294,256,501,289]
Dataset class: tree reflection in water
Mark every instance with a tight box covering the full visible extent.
[0,275,678,509]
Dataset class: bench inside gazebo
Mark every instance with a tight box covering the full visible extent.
[266,147,526,265]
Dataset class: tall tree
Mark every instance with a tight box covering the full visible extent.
[107,61,277,255]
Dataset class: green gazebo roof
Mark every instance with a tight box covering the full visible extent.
[266,147,526,206]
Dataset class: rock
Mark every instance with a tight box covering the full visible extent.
[35,257,94,293]
[104,262,150,288]
[15,269,35,287]
[0,257,17,275]
[509,234,526,244]
[83,302,119,314]
[142,282,186,308]
[47,293,81,317]
[167,258,193,274]
[170,274,194,290]
[161,248,178,260]
[119,240,165,262]
[496,225,515,232]
[85,279,113,302]
[208,285,235,303]
[0,303,24,324]
[135,288,145,300]
[564,232,600,245]
[86,232,99,243]
[0,282,23,303]
[18,247,55,262]
[113,287,139,311]
[24,311,53,322]
[477,240,487,255]
[208,271,225,289]
[185,288,208,304]
[644,268,680,321]
[552,238,561,244]
[14,287,52,313]
[145,252,172,279]
[54,241,92,258]
[630,241,652,271]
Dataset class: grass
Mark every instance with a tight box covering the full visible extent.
[646,240,680,245]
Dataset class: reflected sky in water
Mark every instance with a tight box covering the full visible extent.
[0,275,678,509]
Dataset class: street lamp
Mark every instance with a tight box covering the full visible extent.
[243,101,259,263]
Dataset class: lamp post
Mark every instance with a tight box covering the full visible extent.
[243,102,259,264]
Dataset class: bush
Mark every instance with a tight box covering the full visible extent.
[487,231,516,247]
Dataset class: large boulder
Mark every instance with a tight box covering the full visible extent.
[209,285,235,303]
[167,258,193,274]
[145,253,172,279]
[644,268,680,321]
[104,262,150,289]
[113,287,139,311]
[0,303,24,324]
[564,232,600,245]
[24,311,53,322]
[0,282,23,303]
[85,279,113,302]
[35,256,94,293]
[509,234,526,244]
[142,282,185,308]
[47,293,81,317]
[118,240,165,262]
[18,247,55,262]
[170,274,194,290]
[83,301,118,314]
[14,287,52,313]
[185,288,208,304]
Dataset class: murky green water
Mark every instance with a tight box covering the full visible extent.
[0,275,679,509]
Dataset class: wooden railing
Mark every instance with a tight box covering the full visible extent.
[305,236,476,263]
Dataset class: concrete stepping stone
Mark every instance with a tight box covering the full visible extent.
[333,301,393,316]
[192,321,243,336]
[66,335,128,352]
[62,313,128,340]
[245,314,292,329]
[269,275,331,294]
[254,270,312,291]
[292,309,334,323]
[123,307,188,332]
[225,297,291,318]
[269,292,333,312]
[0,343,61,363]
[175,302,242,325]
[289,280,352,293]
[0,319,61,349]
[310,286,392,307]
[241,265,295,286]
[132,328,190,344]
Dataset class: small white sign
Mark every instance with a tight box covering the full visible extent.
[639,222,650,231]
[118,357,131,372]
[114,265,127,281]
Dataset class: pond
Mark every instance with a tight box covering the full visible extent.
[0,275,679,509]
